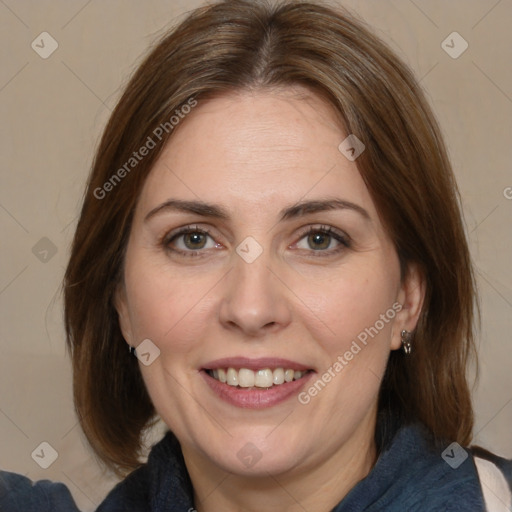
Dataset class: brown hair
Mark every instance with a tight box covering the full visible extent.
[64,0,477,475]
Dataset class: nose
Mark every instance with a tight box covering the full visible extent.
[219,253,292,337]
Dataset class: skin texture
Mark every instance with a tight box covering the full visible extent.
[116,88,425,512]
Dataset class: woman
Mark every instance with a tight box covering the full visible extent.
[1,0,510,510]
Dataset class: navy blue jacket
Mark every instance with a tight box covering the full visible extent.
[1,422,511,511]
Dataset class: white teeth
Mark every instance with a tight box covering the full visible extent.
[273,368,285,385]
[210,367,309,388]
[226,368,238,386]
[238,368,255,388]
[284,369,294,382]
[255,369,273,388]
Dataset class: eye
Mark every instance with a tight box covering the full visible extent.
[164,226,220,254]
[293,226,349,254]
[180,231,210,250]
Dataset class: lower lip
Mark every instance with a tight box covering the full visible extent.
[202,371,314,409]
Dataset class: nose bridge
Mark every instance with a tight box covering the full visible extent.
[234,253,271,299]
[219,249,290,335]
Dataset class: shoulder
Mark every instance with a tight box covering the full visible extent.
[0,433,189,512]
[97,431,194,511]
[0,465,151,512]
[0,470,81,512]
[381,424,512,511]
[95,464,150,512]
[338,423,491,511]
[389,425,487,510]
[96,432,174,511]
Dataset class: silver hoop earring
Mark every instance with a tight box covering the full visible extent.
[401,330,412,355]
[129,345,137,356]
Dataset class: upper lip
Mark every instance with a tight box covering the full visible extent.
[202,357,313,372]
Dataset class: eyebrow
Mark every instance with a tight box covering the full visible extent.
[144,198,370,223]
[280,199,370,221]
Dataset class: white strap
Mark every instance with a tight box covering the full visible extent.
[474,456,512,511]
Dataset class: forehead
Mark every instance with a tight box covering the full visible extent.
[137,88,377,220]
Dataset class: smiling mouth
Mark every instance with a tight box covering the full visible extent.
[205,367,313,389]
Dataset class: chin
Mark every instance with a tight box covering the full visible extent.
[200,431,308,477]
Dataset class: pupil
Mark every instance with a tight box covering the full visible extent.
[185,232,206,249]
[308,233,330,250]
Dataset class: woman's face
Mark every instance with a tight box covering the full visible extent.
[116,89,423,477]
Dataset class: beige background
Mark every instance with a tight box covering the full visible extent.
[1,0,511,509]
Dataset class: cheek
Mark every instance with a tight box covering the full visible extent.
[296,269,399,421]
[123,258,218,354]
[292,259,399,359]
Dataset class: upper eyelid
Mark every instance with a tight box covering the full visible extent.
[295,224,350,242]
[164,224,213,240]
[299,224,342,235]
[164,223,347,238]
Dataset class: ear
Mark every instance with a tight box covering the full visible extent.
[391,263,426,350]
[114,283,134,346]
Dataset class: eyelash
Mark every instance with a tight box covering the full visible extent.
[293,225,351,257]
[162,224,351,258]
[162,225,215,258]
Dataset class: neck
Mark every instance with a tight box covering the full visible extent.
[183,411,378,512]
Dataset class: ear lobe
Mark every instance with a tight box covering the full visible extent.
[392,263,426,350]
[114,284,133,345]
